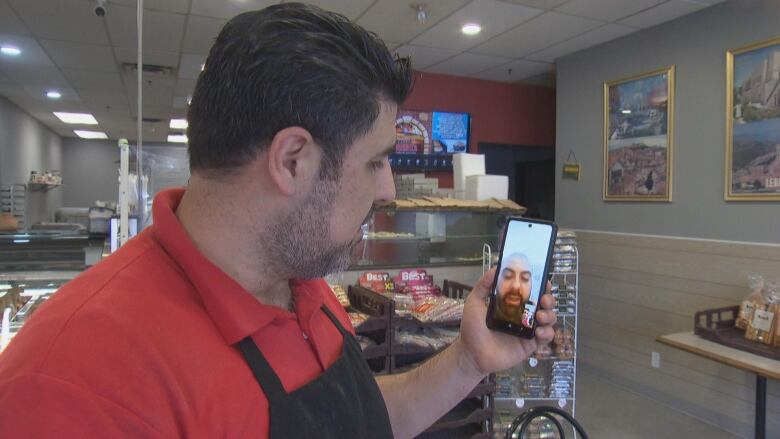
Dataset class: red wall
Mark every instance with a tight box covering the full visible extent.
[398,71,556,188]
[402,71,556,151]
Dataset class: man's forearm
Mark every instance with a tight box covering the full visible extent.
[376,338,486,439]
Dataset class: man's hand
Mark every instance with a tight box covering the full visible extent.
[457,268,557,376]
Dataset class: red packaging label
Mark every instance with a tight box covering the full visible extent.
[359,272,394,293]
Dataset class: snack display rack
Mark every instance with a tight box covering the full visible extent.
[348,279,495,438]
[0,184,26,230]
[492,231,580,439]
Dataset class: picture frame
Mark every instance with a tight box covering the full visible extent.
[603,66,674,201]
[725,36,780,201]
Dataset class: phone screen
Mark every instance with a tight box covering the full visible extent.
[488,218,556,336]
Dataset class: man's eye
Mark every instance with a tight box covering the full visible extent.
[369,160,385,171]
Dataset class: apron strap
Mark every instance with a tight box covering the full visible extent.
[320,305,350,337]
[236,336,287,401]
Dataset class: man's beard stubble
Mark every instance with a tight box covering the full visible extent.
[265,178,366,280]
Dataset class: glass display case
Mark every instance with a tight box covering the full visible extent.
[351,207,519,269]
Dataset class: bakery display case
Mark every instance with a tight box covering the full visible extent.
[0,231,105,272]
[352,200,524,269]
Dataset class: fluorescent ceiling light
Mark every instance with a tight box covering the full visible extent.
[168,134,188,143]
[461,23,481,35]
[0,46,21,56]
[169,118,188,129]
[53,112,98,125]
[46,90,61,99]
[621,109,632,114]
[74,130,108,139]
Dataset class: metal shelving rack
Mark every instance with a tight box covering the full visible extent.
[487,231,580,438]
[0,184,26,230]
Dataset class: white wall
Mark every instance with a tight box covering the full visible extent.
[61,138,119,208]
[0,97,62,225]
[555,0,780,244]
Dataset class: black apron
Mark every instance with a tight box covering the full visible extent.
[236,305,394,438]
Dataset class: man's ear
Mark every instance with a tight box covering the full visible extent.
[266,127,321,197]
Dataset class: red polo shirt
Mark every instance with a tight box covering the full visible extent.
[0,188,354,438]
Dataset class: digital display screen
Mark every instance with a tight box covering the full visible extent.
[431,112,469,153]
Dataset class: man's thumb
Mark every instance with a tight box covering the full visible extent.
[468,267,496,302]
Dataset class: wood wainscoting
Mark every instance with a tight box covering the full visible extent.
[574,230,780,438]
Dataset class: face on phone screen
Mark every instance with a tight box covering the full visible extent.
[493,220,554,329]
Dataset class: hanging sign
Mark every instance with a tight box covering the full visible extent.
[562,150,581,180]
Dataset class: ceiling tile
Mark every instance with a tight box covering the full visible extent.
[0,34,54,66]
[174,78,196,96]
[114,47,179,68]
[555,0,666,22]
[357,0,470,46]
[394,45,460,70]
[424,52,512,77]
[61,69,124,90]
[9,95,90,114]
[0,0,31,35]
[20,84,81,101]
[0,64,69,87]
[8,0,111,44]
[0,69,12,82]
[526,23,637,62]
[178,53,206,79]
[86,101,131,118]
[293,0,375,20]
[472,58,553,82]
[77,88,128,106]
[107,5,186,52]
[125,80,175,107]
[190,0,277,19]
[0,82,27,98]
[108,0,192,14]
[410,0,544,51]
[39,39,117,72]
[472,11,602,58]
[171,95,189,109]
[496,0,570,9]
[618,0,708,29]
[181,15,225,54]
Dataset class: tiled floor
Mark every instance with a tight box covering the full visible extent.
[574,371,742,439]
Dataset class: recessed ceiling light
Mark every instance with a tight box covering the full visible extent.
[53,112,98,125]
[168,134,188,143]
[621,109,632,114]
[74,130,108,139]
[169,118,188,129]
[461,23,481,36]
[0,45,21,56]
[46,90,62,99]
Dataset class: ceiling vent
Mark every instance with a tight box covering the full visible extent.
[121,62,175,78]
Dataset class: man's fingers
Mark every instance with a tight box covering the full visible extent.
[539,293,556,311]
[535,310,557,326]
[467,267,496,302]
[535,324,555,342]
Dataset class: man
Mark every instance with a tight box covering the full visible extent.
[0,4,555,438]
[495,253,535,327]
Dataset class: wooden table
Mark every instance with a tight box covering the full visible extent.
[657,332,780,439]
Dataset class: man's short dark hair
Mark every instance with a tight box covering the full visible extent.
[187,3,412,178]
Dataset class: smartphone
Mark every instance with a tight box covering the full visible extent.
[486,217,557,338]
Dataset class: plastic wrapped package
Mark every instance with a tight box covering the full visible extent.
[744,276,778,345]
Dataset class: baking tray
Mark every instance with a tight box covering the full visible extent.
[693,305,779,360]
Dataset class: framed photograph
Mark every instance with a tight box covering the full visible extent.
[603,66,674,201]
[726,37,780,201]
